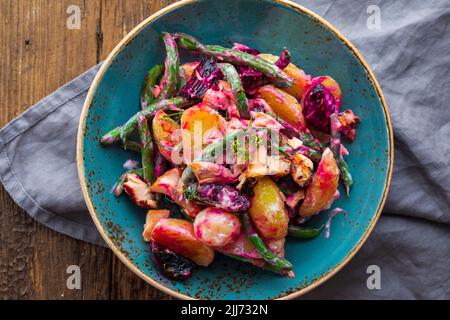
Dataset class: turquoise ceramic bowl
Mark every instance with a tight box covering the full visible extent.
[77,0,393,299]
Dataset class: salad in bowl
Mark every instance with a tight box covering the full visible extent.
[99,33,360,280]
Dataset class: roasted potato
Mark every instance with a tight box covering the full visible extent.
[180,104,227,161]
[246,156,291,178]
[152,110,182,163]
[193,208,241,247]
[191,161,237,184]
[246,144,291,178]
[255,85,306,130]
[203,80,239,118]
[152,218,215,266]
[123,173,157,209]
[259,53,312,100]
[143,210,170,242]
[150,168,182,197]
[180,62,200,81]
[249,177,289,240]
[290,153,314,187]
[150,168,202,218]
[218,226,261,259]
[299,148,339,217]
[250,111,284,132]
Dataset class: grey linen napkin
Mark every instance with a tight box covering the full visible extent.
[0,65,103,245]
[1,0,449,299]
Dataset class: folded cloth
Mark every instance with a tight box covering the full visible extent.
[0,0,449,298]
[0,64,104,245]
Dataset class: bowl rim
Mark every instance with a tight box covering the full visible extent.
[77,0,394,300]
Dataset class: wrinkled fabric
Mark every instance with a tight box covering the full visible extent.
[0,65,104,245]
[0,0,449,299]
[304,215,450,299]
[302,0,450,225]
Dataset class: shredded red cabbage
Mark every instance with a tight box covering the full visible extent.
[302,83,338,133]
[325,208,346,239]
[194,184,251,213]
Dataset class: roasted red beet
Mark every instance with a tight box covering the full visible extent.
[181,57,223,100]
[233,46,290,90]
[302,83,338,133]
[233,43,266,91]
[231,45,265,91]
[236,65,266,91]
[151,242,196,280]
[275,48,291,69]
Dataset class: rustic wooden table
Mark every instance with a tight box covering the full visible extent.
[0,0,179,300]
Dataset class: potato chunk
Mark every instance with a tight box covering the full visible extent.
[152,110,181,163]
[259,53,312,100]
[123,173,157,209]
[150,168,202,218]
[256,85,306,130]
[249,177,289,240]
[193,208,241,247]
[299,148,339,217]
[290,153,314,187]
[180,104,227,161]
[143,210,170,242]
[152,219,215,266]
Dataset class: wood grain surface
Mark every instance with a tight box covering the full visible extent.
[0,0,178,300]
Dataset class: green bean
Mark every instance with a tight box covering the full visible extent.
[298,146,322,162]
[160,33,180,99]
[337,158,353,196]
[219,63,249,117]
[122,141,141,153]
[175,33,294,87]
[100,97,194,145]
[137,115,154,184]
[222,254,294,278]
[288,225,324,239]
[177,66,187,94]
[241,213,293,272]
[141,64,163,109]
